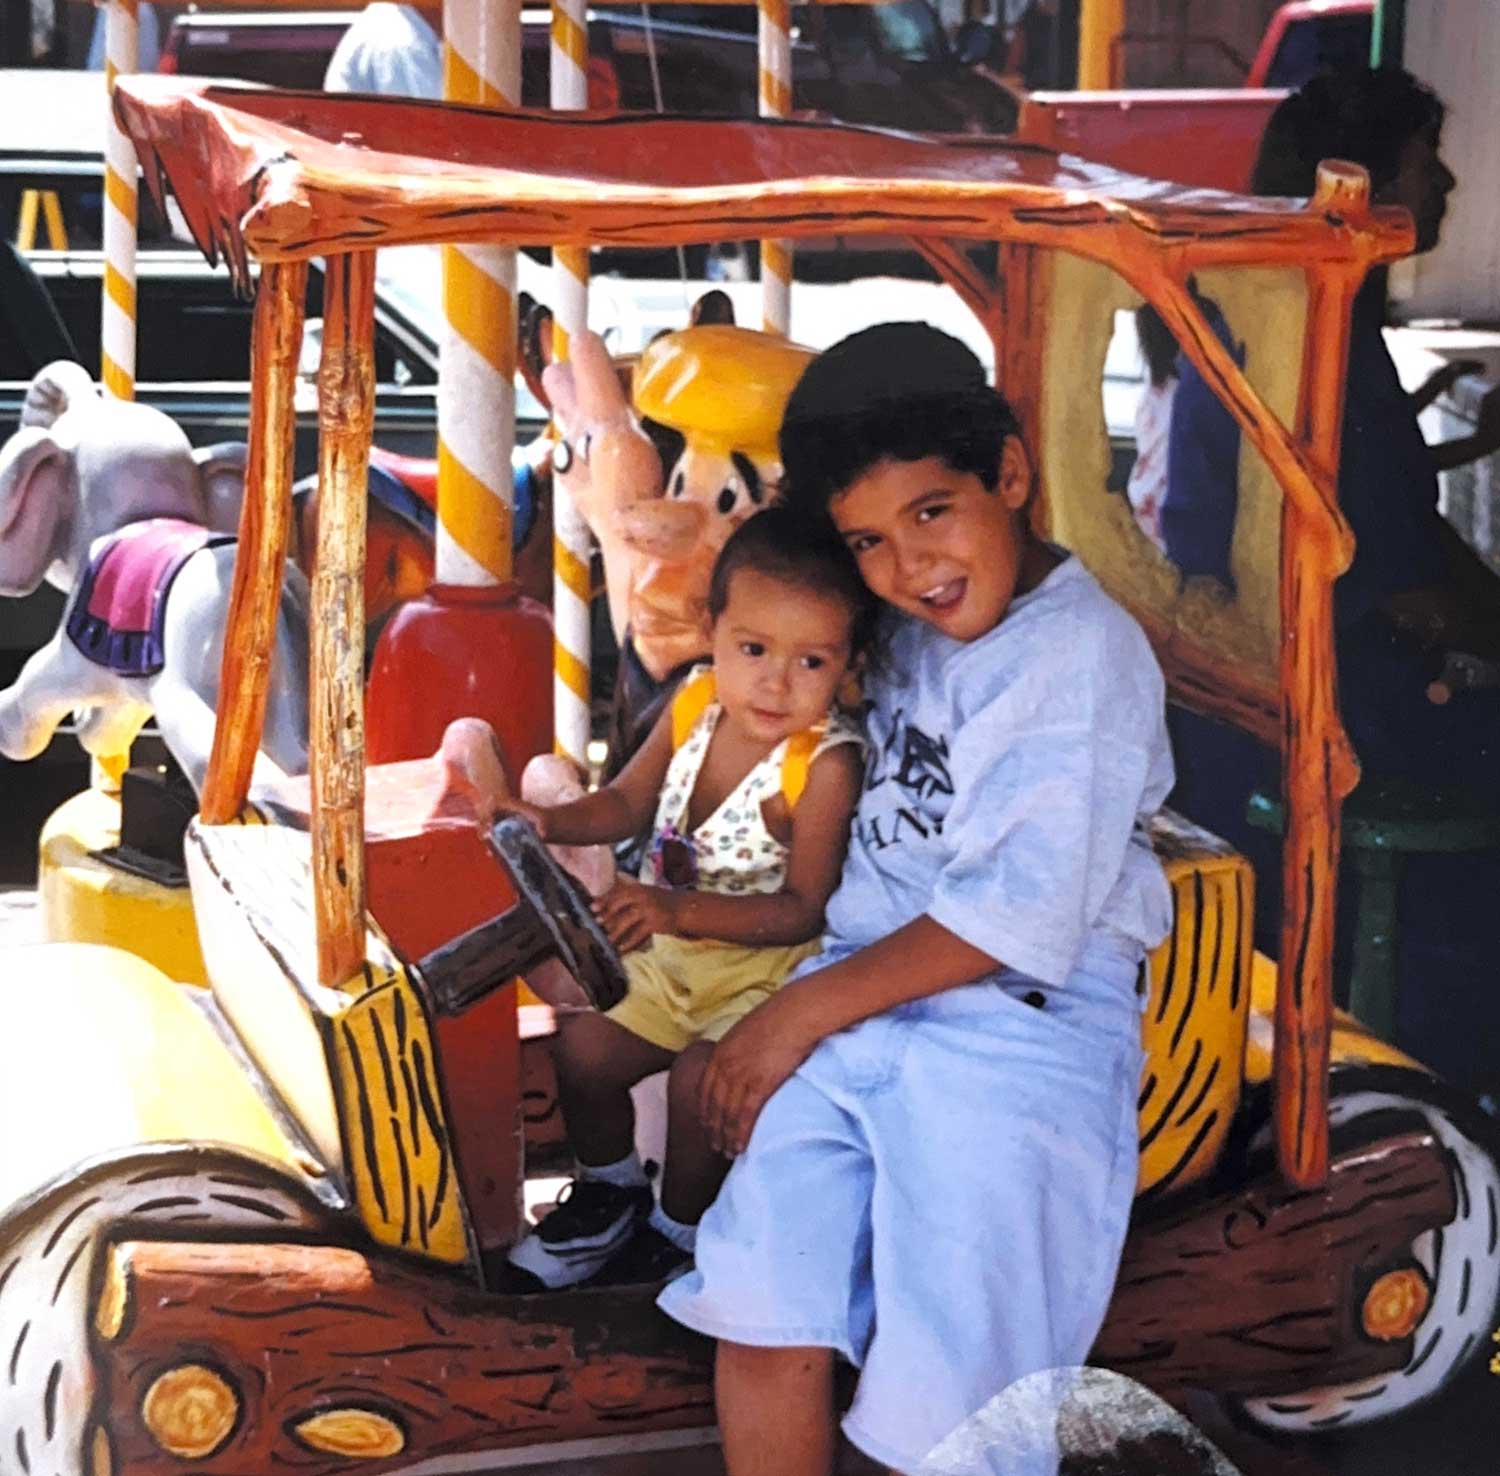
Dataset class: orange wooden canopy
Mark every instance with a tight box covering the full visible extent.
[117,77,1408,284]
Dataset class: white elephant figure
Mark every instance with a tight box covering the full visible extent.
[0,361,308,793]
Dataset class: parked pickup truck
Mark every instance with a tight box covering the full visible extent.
[1035,0,1373,192]
[160,1,1017,133]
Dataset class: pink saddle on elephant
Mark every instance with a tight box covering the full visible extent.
[65,518,233,678]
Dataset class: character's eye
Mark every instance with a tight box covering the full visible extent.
[579,433,592,464]
[554,441,573,474]
[739,641,765,658]
[800,654,826,671]
[716,485,737,515]
[847,533,879,555]
[671,469,686,498]
[747,481,765,505]
[915,502,950,524]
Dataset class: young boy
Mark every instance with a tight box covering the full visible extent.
[657,323,1175,1475]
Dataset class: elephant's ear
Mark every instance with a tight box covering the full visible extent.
[0,425,69,497]
[0,426,73,592]
[194,442,249,535]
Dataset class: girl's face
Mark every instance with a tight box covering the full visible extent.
[710,567,854,746]
[830,439,1041,642]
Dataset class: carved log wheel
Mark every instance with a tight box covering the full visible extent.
[310,252,377,988]
[1095,1121,1455,1396]
[200,260,309,824]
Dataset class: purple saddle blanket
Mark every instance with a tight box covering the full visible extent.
[65,518,234,678]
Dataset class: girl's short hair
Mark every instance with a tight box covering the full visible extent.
[778,323,1022,522]
[1251,67,1445,197]
[708,504,878,661]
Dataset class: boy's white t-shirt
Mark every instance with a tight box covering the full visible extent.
[822,555,1174,987]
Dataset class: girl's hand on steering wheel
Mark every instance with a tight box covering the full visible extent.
[592,877,678,953]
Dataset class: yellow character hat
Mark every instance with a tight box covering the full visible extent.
[632,325,815,462]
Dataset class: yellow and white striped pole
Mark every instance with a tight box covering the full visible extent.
[758,0,792,335]
[438,0,520,588]
[102,0,139,400]
[549,0,593,769]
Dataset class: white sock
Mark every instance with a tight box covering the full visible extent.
[578,1150,648,1190]
[649,1201,698,1254]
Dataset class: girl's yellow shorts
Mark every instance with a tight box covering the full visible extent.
[605,933,821,1052]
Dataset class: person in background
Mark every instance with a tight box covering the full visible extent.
[1168,66,1500,1104]
[86,0,160,72]
[1159,288,1243,594]
[323,3,441,98]
[1123,303,1175,554]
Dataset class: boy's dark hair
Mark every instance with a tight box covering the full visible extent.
[1250,67,1445,197]
[778,323,1022,520]
[708,504,878,661]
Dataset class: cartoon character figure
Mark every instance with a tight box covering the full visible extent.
[540,317,814,773]
[627,323,815,681]
[0,361,309,793]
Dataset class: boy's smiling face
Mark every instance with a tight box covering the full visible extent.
[830,438,1045,642]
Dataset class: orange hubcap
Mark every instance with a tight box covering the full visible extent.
[1362,1267,1431,1342]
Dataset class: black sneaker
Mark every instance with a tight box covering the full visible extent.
[587,1223,693,1289]
[504,1177,652,1290]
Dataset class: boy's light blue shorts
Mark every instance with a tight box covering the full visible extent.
[657,949,1145,1475]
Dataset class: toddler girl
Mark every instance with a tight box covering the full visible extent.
[500,504,871,1289]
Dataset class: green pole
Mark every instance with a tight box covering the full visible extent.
[1371,0,1407,67]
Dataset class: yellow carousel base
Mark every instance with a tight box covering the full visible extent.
[38,787,208,987]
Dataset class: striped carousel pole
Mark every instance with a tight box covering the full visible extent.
[92,0,141,792]
[436,0,520,589]
[369,0,552,773]
[757,0,793,335]
[102,0,139,400]
[549,0,593,770]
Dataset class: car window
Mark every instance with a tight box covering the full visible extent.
[871,0,949,64]
[29,264,420,386]
[1264,15,1372,90]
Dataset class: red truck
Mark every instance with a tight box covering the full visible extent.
[1038,0,1374,193]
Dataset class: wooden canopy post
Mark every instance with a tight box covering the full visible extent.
[311,251,377,990]
[1273,163,1370,1188]
[200,261,309,825]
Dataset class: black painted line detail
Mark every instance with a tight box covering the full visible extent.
[43,1361,60,1441]
[41,1197,101,1258]
[343,1020,390,1221]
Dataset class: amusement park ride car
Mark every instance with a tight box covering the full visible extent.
[2,12,1499,1476]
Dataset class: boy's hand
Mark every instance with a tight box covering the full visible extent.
[593,878,678,953]
[699,989,824,1156]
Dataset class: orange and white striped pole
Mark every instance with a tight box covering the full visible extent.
[758,0,792,335]
[102,0,139,400]
[437,0,520,589]
[550,0,593,769]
